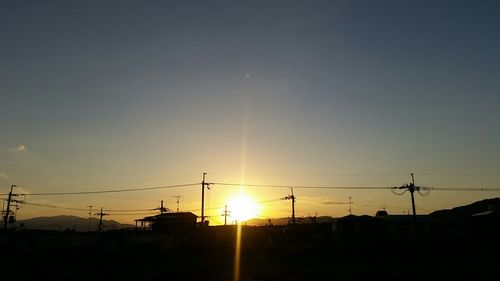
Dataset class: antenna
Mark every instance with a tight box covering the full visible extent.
[348,196,353,215]
[172,195,182,212]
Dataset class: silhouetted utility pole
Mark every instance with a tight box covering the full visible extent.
[398,173,417,222]
[410,173,417,221]
[3,184,17,230]
[348,196,353,215]
[201,173,211,224]
[172,195,182,212]
[221,205,230,226]
[95,207,109,233]
[282,188,296,225]
[392,173,431,231]
[87,205,93,232]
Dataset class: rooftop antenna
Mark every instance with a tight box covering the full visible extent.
[172,195,182,212]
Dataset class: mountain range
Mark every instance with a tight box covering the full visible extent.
[16,215,134,231]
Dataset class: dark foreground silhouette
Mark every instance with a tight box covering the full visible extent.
[1,221,499,281]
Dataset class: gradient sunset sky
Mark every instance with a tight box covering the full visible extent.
[1,0,499,224]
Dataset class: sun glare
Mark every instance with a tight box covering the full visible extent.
[227,193,260,222]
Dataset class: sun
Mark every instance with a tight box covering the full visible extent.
[227,193,260,222]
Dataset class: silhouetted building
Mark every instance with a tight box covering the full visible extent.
[135,212,197,233]
[375,210,388,217]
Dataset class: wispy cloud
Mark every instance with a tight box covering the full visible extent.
[6,144,29,153]
[16,144,27,152]
[0,173,9,179]
[323,201,348,205]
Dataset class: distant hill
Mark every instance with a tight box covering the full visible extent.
[16,215,134,231]
[430,197,500,218]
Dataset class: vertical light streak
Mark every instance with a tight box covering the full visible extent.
[233,221,242,281]
[234,113,248,281]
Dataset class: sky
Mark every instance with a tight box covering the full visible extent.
[1,0,499,225]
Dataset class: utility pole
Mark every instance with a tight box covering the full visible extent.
[409,173,418,225]
[282,188,296,225]
[221,205,231,226]
[3,184,17,230]
[201,173,210,224]
[95,207,109,233]
[392,173,431,235]
[87,205,93,232]
[172,195,182,212]
[348,196,353,215]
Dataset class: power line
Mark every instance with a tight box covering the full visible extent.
[417,172,500,176]
[355,203,409,210]
[106,212,156,216]
[211,182,500,191]
[430,187,500,191]
[41,173,200,186]
[208,172,412,177]
[210,182,394,190]
[17,183,199,196]
[20,201,155,213]
[4,182,500,198]
[22,202,89,211]
[106,208,154,212]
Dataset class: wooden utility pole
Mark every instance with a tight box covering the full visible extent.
[87,205,93,232]
[410,173,417,223]
[222,205,230,226]
[392,173,430,235]
[282,188,296,225]
[201,173,210,224]
[95,207,109,233]
[3,184,16,230]
[407,173,418,237]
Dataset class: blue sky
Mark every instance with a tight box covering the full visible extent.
[1,0,499,222]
